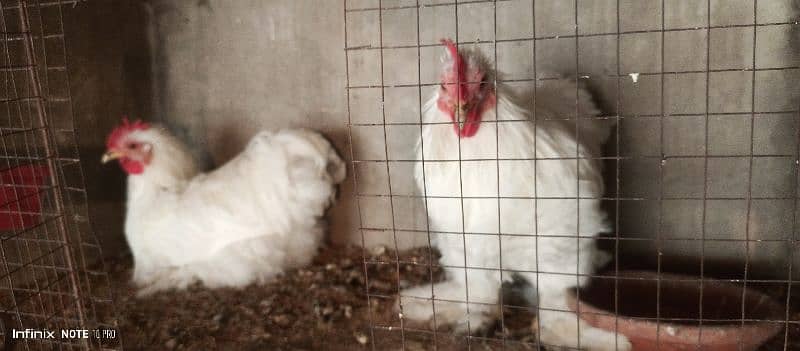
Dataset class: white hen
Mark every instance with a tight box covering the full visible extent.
[398,40,630,351]
[102,120,345,295]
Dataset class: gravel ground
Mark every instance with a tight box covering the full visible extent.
[101,246,798,351]
[108,246,537,350]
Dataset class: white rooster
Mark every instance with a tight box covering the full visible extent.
[102,119,345,295]
[399,40,630,351]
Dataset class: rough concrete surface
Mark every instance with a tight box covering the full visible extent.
[66,0,799,278]
[343,0,799,278]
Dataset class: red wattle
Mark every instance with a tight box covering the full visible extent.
[460,93,498,138]
[436,92,497,139]
[120,158,145,175]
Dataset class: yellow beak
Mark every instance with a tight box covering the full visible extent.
[101,150,123,164]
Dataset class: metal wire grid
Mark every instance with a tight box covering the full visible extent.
[0,1,119,350]
[345,0,799,350]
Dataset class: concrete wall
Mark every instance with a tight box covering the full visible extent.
[64,0,154,256]
[147,0,358,245]
[69,0,798,278]
[343,0,800,278]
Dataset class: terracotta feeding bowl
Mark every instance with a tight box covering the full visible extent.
[566,271,783,351]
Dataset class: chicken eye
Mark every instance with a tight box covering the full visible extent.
[127,143,138,150]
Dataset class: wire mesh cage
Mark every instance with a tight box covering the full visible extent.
[344,0,799,349]
[0,0,118,350]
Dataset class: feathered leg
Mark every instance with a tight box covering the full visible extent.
[536,275,631,351]
[399,268,501,333]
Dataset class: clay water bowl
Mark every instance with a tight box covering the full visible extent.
[566,271,783,351]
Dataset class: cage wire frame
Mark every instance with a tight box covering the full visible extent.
[0,0,119,350]
[344,0,800,350]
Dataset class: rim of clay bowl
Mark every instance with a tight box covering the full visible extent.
[565,270,783,351]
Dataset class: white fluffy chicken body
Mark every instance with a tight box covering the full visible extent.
[399,41,629,351]
[103,121,345,295]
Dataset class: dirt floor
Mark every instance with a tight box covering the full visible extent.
[103,246,799,351]
[106,246,536,351]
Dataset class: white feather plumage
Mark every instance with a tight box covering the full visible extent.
[399,80,631,350]
[123,127,345,295]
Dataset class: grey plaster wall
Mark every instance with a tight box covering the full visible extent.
[344,0,799,278]
[121,0,798,277]
[148,0,359,245]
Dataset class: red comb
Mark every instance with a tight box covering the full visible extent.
[106,116,150,149]
[440,39,467,102]
[441,39,465,80]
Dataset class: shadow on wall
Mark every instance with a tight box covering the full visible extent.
[64,1,153,257]
[343,0,800,280]
[63,0,360,256]
[591,1,800,280]
[64,0,800,281]
[147,0,358,246]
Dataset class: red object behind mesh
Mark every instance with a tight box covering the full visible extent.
[0,164,50,231]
